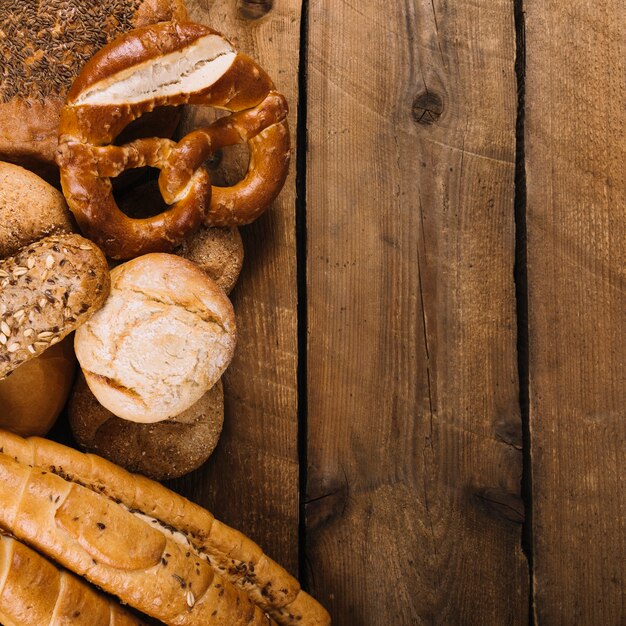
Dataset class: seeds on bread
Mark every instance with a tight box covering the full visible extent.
[0,234,110,378]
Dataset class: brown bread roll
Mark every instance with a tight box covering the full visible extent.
[74,254,236,423]
[0,234,110,378]
[0,533,147,626]
[177,226,244,294]
[0,162,74,258]
[0,0,187,181]
[69,372,224,480]
[0,337,75,437]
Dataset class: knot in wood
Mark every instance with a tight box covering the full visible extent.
[238,0,273,20]
[412,91,444,125]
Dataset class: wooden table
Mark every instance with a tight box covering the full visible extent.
[170,2,625,624]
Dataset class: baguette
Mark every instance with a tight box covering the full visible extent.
[0,234,110,378]
[0,532,147,626]
[0,431,330,625]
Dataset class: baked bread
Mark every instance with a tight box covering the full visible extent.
[177,226,244,294]
[0,0,188,180]
[0,234,110,378]
[74,253,236,423]
[0,431,330,626]
[0,162,74,258]
[0,532,147,626]
[0,336,76,437]
[70,373,224,480]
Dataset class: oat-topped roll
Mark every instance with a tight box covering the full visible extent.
[0,234,110,378]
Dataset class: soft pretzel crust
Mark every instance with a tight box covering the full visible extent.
[0,431,330,626]
[57,21,290,260]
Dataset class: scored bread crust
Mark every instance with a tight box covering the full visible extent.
[0,533,147,626]
[0,0,188,179]
[74,253,236,423]
[0,431,331,626]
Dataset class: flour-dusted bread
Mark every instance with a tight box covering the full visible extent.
[0,431,331,626]
[69,372,224,480]
[0,533,147,626]
[74,253,236,423]
[0,234,110,378]
[0,162,74,258]
[0,0,187,180]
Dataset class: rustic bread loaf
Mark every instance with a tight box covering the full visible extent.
[69,372,224,480]
[0,336,75,437]
[0,0,187,180]
[0,234,110,378]
[0,431,331,626]
[0,162,74,258]
[74,253,236,423]
[0,533,147,626]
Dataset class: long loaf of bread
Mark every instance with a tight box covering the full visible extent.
[0,533,146,626]
[0,431,330,626]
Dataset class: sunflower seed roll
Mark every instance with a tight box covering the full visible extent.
[0,234,110,378]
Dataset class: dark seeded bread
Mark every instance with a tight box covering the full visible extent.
[0,234,110,378]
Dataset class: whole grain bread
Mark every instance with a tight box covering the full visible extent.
[0,234,110,378]
[70,373,224,480]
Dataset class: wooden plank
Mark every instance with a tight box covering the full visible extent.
[525,3,626,623]
[170,0,302,575]
[305,0,528,623]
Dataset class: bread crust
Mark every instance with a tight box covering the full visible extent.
[0,431,331,625]
[70,373,224,480]
[0,337,76,438]
[0,533,147,626]
[0,162,74,258]
[0,234,110,378]
[0,0,187,179]
[74,253,236,423]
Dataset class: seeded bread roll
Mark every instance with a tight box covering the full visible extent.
[70,372,224,480]
[0,337,76,437]
[177,226,244,295]
[0,234,110,378]
[0,0,187,180]
[0,162,75,258]
[75,254,236,423]
[0,533,147,626]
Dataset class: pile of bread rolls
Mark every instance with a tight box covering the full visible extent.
[0,3,332,625]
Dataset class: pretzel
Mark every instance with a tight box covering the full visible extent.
[57,21,290,260]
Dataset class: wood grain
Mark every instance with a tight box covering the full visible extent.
[170,0,302,575]
[525,2,626,623]
[305,0,528,623]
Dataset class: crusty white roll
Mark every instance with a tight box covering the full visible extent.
[0,337,75,437]
[75,253,236,423]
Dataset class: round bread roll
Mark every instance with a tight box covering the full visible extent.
[177,226,244,294]
[0,337,75,437]
[75,253,236,423]
[0,0,187,180]
[69,372,224,480]
[0,162,74,258]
